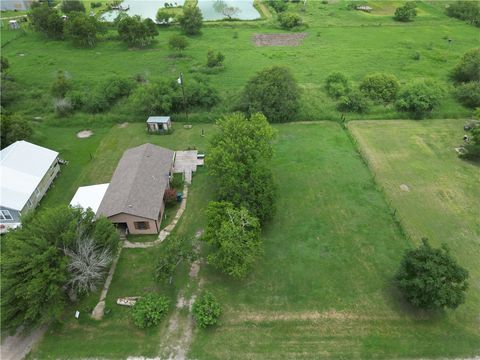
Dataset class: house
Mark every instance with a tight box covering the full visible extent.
[0,141,60,233]
[146,116,172,133]
[70,183,110,214]
[96,144,175,235]
[0,0,33,11]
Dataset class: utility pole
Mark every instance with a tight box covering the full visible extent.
[179,72,189,122]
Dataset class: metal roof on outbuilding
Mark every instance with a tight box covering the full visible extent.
[146,116,171,124]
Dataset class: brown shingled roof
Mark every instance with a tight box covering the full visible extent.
[97,144,174,220]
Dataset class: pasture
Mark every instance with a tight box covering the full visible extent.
[1,1,479,123]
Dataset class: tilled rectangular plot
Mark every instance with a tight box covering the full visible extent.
[252,33,307,46]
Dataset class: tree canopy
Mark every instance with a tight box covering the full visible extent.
[395,79,445,118]
[61,0,85,14]
[1,206,119,330]
[396,239,469,310]
[394,2,417,22]
[117,15,158,47]
[452,48,480,83]
[238,66,300,123]
[65,11,104,48]
[207,112,276,223]
[28,4,65,39]
[0,113,33,149]
[202,202,262,279]
[179,6,203,35]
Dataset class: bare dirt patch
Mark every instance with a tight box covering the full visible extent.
[252,33,307,47]
[399,184,410,192]
[76,130,93,138]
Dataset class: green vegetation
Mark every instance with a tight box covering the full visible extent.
[452,48,480,83]
[192,291,221,328]
[394,2,417,22]
[395,79,445,118]
[278,11,303,29]
[179,5,203,35]
[446,1,480,27]
[131,294,171,328]
[0,113,33,148]
[396,239,469,310]
[117,15,158,48]
[359,72,400,103]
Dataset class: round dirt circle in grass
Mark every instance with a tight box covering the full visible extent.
[400,184,410,192]
[76,130,93,138]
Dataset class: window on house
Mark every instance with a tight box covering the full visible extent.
[134,221,150,230]
[0,210,13,220]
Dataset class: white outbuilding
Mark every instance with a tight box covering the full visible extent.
[70,183,110,214]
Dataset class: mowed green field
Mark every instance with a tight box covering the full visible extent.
[349,119,480,331]
[1,1,478,122]
[189,122,480,359]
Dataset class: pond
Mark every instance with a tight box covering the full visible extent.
[102,0,260,22]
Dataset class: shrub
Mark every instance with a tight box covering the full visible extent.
[395,79,445,118]
[446,1,480,27]
[278,12,303,29]
[192,291,221,328]
[100,77,136,103]
[268,0,287,13]
[64,12,103,48]
[460,126,480,160]
[337,90,370,113]
[83,91,110,113]
[169,34,188,52]
[0,56,9,73]
[51,71,71,98]
[454,81,480,108]
[452,48,480,83]
[61,0,85,14]
[179,6,203,35]
[53,98,73,116]
[325,72,350,98]
[164,188,177,205]
[396,239,469,309]
[131,294,170,328]
[156,8,174,24]
[394,2,417,22]
[181,76,220,109]
[238,66,300,123]
[29,4,65,39]
[359,73,400,103]
[91,2,102,9]
[117,15,158,47]
[0,114,33,149]
[206,49,225,68]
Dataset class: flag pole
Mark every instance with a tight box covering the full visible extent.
[179,73,189,122]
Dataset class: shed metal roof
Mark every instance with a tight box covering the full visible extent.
[147,116,171,124]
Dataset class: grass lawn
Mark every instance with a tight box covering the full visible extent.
[188,122,480,359]
[349,119,480,335]
[1,1,478,123]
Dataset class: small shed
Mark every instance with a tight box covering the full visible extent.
[356,5,372,12]
[146,116,172,133]
[9,20,20,30]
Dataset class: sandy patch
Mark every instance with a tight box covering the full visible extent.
[189,261,200,279]
[76,130,93,138]
[118,122,129,128]
[253,33,307,47]
[399,184,410,192]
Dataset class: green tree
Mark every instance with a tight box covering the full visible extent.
[1,206,119,329]
[168,34,188,53]
[156,8,175,24]
[61,0,85,14]
[51,70,72,98]
[238,66,300,123]
[129,79,175,115]
[446,1,480,27]
[179,6,203,35]
[460,126,480,160]
[394,2,417,22]
[65,12,104,47]
[131,294,170,328]
[454,81,480,108]
[278,12,303,29]
[29,4,64,39]
[206,49,225,68]
[396,239,469,309]
[207,113,276,223]
[452,48,480,83]
[359,73,400,103]
[0,113,33,149]
[337,89,370,113]
[203,202,262,279]
[192,291,221,328]
[395,79,445,118]
[117,15,158,47]
[324,72,350,98]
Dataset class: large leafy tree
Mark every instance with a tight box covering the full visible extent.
[238,66,300,123]
[28,3,64,39]
[1,206,119,330]
[117,15,158,47]
[179,6,203,35]
[65,11,104,48]
[203,202,262,279]
[207,112,276,223]
[61,0,85,14]
[452,48,480,83]
[0,113,33,149]
[396,239,469,310]
[155,235,193,284]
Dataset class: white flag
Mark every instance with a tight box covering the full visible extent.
[177,77,182,85]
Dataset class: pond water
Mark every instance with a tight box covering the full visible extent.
[103,0,260,22]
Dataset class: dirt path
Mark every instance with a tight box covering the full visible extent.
[158,231,203,360]
[0,325,47,360]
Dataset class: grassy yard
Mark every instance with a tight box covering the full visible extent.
[349,119,480,332]
[1,1,478,123]
[188,122,480,359]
